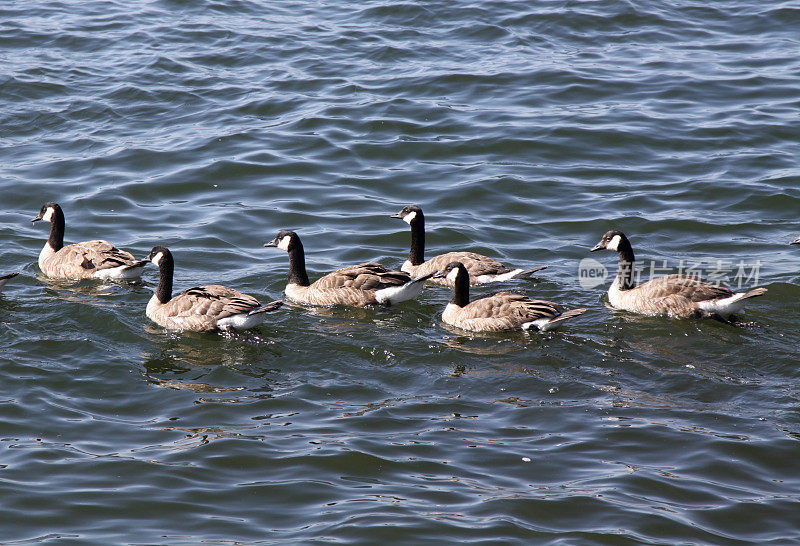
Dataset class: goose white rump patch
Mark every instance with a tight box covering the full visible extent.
[697,292,749,318]
[217,312,266,331]
[524,315,564,332]
[477,268,524,284]
[92,263,146,280]
[375,278,425,305]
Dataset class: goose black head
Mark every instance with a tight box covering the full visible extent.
[432,261,468,283]
[390,205,423,225]
[32,202,61,223]
[591,230,628,252]
[265,230,300,252]
[147,246,172,267]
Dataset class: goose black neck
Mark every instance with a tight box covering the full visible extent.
[287,239,310,287]
[408,214,425,265]
[615,237,636,291]
[451,268,470,307]
[156,252,174,304]
[49,206,65,252]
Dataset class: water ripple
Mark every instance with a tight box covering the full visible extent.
[1,0,799,542]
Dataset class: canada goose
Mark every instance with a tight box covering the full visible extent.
[32,202,146,280]
[433,262,585,332]
[590,230,767,319]
[264,230,433,306]
[791,236,800,245]
[0,272,18,289]
[390,205,546,286]
[145,246,283,332]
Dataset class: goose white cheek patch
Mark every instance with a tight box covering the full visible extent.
[150,252,163,266]
[277,236,292,251]
[403,211,417,224]
[41,207,54,222]
[607,235,622,251]
[446,268,460,283]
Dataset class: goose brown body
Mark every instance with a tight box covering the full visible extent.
[146,284,272,332]
[592,230,767,319]
[41,240,142,279]
[391,205,545,286]
[145,246,282,332]
[286,263,417,306]
[402,251,543,287]
[33,202,145,280]
[435,261,585,332]
[266,230,431,307]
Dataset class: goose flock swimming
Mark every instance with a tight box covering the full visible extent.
[0,201,777,334]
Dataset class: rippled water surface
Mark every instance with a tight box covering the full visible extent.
[2,0,800,543]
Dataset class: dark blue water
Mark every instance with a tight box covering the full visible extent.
[1,0,799,543]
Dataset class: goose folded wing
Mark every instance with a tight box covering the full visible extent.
[314,263,410,290]
[452,252,509,276]
[641,274,733,301]
[420,252,508,276]
[171,285,261,319]
[453,294,556,331]
[634,293,701,317]
[462,293,562,320]
[59,240,136,271]
[516,297,565,319]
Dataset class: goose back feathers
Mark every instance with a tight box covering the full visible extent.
[33,202,146,280]
[265,230,432,306]
[403,251,545,286]
[391,205,545,286]
[434,261,585,332]
[591,230,767,318]
[145,246,282,332]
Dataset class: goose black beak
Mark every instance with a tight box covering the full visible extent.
[432,270,446,279]
[390,212,403,219]
[32,215,42,223]
[590,242,604,252]
[264,239,278,248]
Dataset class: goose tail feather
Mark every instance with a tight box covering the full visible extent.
[524,308,586,332]
[248,300,284,316]
[123,259,149,271]
[741,287,768,299]
[0,272,18,288]
[410,271,436,284]
[698,287,767,317]
[516,265,548,277]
